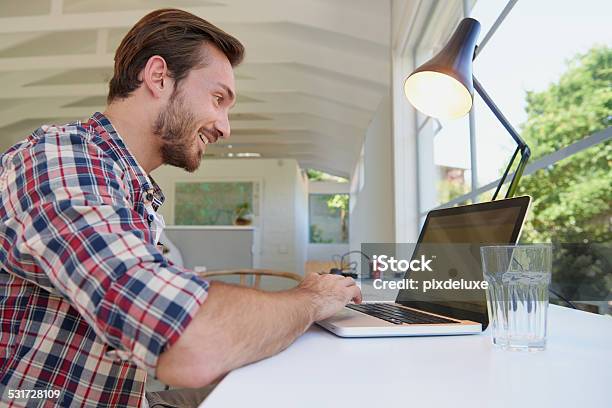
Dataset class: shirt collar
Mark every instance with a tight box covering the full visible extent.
[87,112,165,210]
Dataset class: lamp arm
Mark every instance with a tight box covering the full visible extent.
[473,76,531,199]
[473,77,527,148]
[506,146,530,198]
[492,146,519,200]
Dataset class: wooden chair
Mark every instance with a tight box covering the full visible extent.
[198,269,303,289]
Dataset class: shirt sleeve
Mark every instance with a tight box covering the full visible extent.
[0,129,209,374]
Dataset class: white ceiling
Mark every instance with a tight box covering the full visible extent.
[0,0,391,177]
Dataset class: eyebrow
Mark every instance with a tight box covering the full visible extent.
[217,82,236,107]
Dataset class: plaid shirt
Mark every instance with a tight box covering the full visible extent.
[0,112,209,407]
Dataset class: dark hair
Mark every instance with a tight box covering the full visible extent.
[107,8,244,103]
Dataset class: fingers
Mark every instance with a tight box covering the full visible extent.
[306,272,320,280]
[327,275,361,304]
[346,285,362,304]
[322,273,354,283]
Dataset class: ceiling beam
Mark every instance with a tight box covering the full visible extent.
[0,53,111,72]
[0,54,387,90]
[0,83,108,99]
[0,81,382,116]
[0,106,368,143]
[0,1,388,45]
[0,81,381,113]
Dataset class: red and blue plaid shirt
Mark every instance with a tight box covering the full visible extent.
[0,112,209,407]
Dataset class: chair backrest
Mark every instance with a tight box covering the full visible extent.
[198,269,302,289]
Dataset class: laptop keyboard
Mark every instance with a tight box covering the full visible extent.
[347,303,459,325]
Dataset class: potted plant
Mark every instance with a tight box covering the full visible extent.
[233,202,253,225]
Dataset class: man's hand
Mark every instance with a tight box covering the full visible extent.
[156,273,362,388]
[297,272,362,321]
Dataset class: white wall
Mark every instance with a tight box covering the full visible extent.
[390,0,431,243]
[308,181,350,195]
[307,244,350,263]
[349,93,395,261]
[152,158,307,276]
[293,166,309,275]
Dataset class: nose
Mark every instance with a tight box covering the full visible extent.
[216,113,231,140]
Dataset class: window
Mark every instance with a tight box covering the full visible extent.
[416,83,473,216]
[471,0,611,189]
[433,117,472,204]
[309,194,349,244]
[175,182,257,226]
[416,0,611,212]
[468,0,611,241]
[411,0,611,313]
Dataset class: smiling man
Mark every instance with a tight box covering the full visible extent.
[0,9,361,408]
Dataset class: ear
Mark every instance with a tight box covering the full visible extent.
[141,55,172,99]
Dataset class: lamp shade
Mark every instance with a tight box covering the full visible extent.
[404,18,481,119]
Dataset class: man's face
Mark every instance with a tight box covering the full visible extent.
[153,44,236,172]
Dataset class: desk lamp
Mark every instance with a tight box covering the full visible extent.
[403,18,530,200]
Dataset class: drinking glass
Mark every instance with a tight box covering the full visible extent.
[480,244,552,351]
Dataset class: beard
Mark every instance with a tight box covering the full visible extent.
[153,88,202,172]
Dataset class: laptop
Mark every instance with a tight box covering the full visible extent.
[317,196,531,337]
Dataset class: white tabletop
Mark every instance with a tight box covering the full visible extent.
[201,305,612,408]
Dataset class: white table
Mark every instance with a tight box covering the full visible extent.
[201,306,612,408]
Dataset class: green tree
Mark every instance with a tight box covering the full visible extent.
[309,224,332,243]
[517,46,611,244]
[516,46,611,305]
[327,194,349,242]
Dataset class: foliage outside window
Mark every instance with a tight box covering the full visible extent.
[306,169,348,183]
[515,47,611,309]
[309,194,349,243]
[175,182,254,225]
[517,46,611,245]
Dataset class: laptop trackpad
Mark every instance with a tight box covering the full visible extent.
[322,306,394,327]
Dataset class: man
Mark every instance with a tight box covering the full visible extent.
[0,9,361,408]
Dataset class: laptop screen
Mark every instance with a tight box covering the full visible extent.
[395,196,530,327]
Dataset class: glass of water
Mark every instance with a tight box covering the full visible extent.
[480,244,552,351]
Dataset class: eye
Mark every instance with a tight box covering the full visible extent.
[214,95,223,105]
